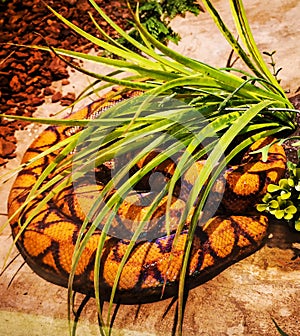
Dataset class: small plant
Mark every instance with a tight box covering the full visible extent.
[263,51,282,83]
[257,151,300,229]
[119,0,203,47]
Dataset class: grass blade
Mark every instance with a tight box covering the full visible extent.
[176,99,274,335]
[230,0,283,91]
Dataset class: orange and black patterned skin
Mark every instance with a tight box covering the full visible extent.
[7,93,287,303]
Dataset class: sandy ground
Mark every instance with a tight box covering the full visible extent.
[1,1,300,335]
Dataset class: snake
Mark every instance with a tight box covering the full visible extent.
[7,90,287,303]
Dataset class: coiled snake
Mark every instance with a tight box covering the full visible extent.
[7,91,287,303]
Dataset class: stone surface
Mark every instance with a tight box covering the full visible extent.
[0,1,300,336]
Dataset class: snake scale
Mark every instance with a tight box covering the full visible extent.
[7,91,287,303]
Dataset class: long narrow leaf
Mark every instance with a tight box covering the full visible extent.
[176,99,274,334]
[201,0,260,77]
[89,0,194,76]
[230,0,284,91]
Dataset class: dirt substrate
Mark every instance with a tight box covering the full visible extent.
[0,0,130,166]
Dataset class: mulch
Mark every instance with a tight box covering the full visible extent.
[0,0,299,166]
[0,0,130,166]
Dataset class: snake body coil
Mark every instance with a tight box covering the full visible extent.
[7,93,287,303]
